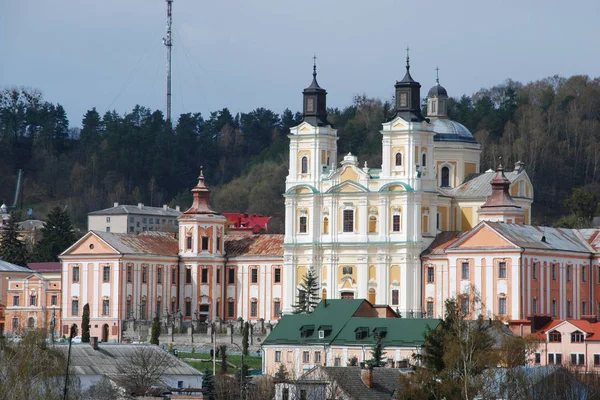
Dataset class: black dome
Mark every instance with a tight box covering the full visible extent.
[428,83,448,97]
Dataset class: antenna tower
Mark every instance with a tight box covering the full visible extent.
[163,0,173,122]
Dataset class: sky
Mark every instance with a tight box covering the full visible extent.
[1,0,599,128]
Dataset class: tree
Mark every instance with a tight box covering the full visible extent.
[81,303,90,343]
[0,212,29,266]
[273,364,288,383]
[150,316,160,345]
[33,206,76,262]
[115,346,177,393]
[82,376,123,400]
[292,268,320,314]
[202,368,216,400]
[348,356,359,366]
[565,187,599,226]
[369,332,386,367]
[219,345,228,374]
[242,321,249,356]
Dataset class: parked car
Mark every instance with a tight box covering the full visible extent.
[71,336,82,344]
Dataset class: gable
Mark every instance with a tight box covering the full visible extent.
[63,233,120,256]
[327,180,369,194]
[390,117,409,130]
[452,224,518,250]
[340,166,359,183]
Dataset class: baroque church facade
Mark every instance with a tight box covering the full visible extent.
[282,58,533,316]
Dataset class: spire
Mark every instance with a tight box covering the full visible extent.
[393,46,424,122]
[302,55,329,127]
[400,46,415,83]
[184,167,218,215]
[435,66,439,84]
[406,46,410,71]
[480,157,521,209]
[313,54,317,79]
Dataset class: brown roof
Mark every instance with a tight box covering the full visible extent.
[27,262,61,272]
[421,231,464,256]
[224,234,284,258]
[94,231,179,256]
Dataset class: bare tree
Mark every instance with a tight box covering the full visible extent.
[115,346,177,393]
[82,377,127,400]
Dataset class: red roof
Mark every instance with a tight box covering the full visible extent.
[223,213,271,232]
[27,262,61,272]
[421,231,464,256]
[224,234,284,258]
[535,319,600,341]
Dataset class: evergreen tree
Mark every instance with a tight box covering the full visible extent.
[273,364,288,383]
[202,369,216,400]
[33,206,76,262]
[242,322,249,356]
[150,316,161,345]
[292,269,320,314]
[369,332,386,367]
[0,212,29,266]
[81,303,90,343]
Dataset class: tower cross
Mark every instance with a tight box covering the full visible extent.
[435,66,440,83]
[405,46,410,69]
[312,54,317,76]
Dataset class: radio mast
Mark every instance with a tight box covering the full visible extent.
[163,0,173,122]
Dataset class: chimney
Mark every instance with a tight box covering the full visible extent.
[138,203,143,209]
[113,202,119,208]
[91,336,99,350]
[360,365,374,389]
[163,204,168,210]
[176,205,180,212]
[582,315,598,324]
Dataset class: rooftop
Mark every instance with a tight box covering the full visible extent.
[224,234,284,257]
[88,203,181,217]
[438,167,526,199]
[27,262,61,273]
[91,231,180,257]
[0,259,32,273]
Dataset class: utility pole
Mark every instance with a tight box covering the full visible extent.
[163,0,173,122]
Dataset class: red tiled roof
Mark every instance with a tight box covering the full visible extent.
[27,262,61,272]
[224,234,284,258]
[223,213,271,232]
[535,319,600,341]
[421,231,464,256]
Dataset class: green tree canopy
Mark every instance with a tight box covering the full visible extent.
[0,212,29,266]
[33,206,76,262]
[292,268,320,314]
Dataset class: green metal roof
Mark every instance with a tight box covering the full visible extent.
[263,299,441,348]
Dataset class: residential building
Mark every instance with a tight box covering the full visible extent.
[88,202,181,234]
[281,59,533,315]
[0,203,9,229]
[223,213,283,235]
[261,299,440,376]
[0,260,32,335]
[17,219,45,248]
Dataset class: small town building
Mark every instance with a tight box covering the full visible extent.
[0,259,33,335]
[223,212,282,235]
[88,202,181,234]
[262,298,440,376]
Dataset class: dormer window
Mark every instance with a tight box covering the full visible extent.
[355,327,368,340]
[549,331,562,342]
[318,330,325,339]
[317,325,332,339]
[571,331,585,343]
[373,327,388,339]
[300,324,315,338]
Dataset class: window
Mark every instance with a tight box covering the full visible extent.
[571,354,585,365]
[282,388,289,400]
[171,268,177,284]
[149,218,154,224]
[201,268,208,284]
[582,266,587,282]
[251,269,258,283]
[126,299,132,318]
[532,298,538,314]
[427,301,434,317]
[216,268,221,284]
[142,266,147,283]
[301,156,308,174]
[392,290,399,305]
[251,301,257,317]
[572,332,585,343]
[186,236,192,250]
[343,209,354,233]
[595,354,600,366]
[157,267,162,284]
[274,301,281,317]
[275,351,282,362]
[185,300,191,317]
[567,300,572,318]
[535,353,541,365]
[441,166,450,187]
[392,214,401,232]
[342,266,353,275]
[106,216,111,223]
[549,331,562,342]
[299,216,307,233]
[129,216,134,223]
[548,353,562,365]
[171,299,176,313]
[143,217,147,223]
[51,295,57,306]
[427,266,434,283]
[334,357,341,367]
[12,317,18,329]
[302,351,310,363]
[127,265,132,282]
[72,300,79,316]
[216,236,221,251]
[552,299,557,317]
[216,300,220,317]
[141,300,147,319]
[552,264,556,281]
[129,226,134,232]
[323,217,329,234]
[532,262,537,280]
[227,301,235,318]
[201,236,209,251]
[12,296,19,306]
[583,301,587,316]
[106,226,110,232]
[369,216,377,233]
[72,266,80,283]
[156,301,161,318]
[499,298,507,315]
[228,268,235,284]
[300,390,307,400]
[103,265,110,282]
[395,152,402,166]
[567,265,572,282]
[30,295,36,306]
[315,351,322,364]
[102,299,109,316]
[461,262,470,280]
[461,296,469,314]
[422,153,427,167]
[185,268,192,284]
[274,268,281,283]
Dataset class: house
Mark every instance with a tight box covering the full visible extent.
[275,366,403,400]
[56,340,203,392]
[88,202,181,234]
[0,259,33,335]
[223,212,282,235]
[262,298,440,376]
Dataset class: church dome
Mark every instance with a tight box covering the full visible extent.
[431,119,477,144]
[427,83,447,98]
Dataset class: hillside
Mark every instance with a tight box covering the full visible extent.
[1,74,599,229]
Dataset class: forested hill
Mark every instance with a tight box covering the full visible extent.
[1,74,599,230]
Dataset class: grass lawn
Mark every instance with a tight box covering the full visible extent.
[180,352,262,370]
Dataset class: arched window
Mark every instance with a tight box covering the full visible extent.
[395,152,402,167]
[27,317,35,329]
[422,153,427,167]
[323,217,329,234]
[441,166,450,187]
[369,216,377,233]
[301,156,308,174]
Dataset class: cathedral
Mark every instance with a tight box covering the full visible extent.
[282,56,533,316]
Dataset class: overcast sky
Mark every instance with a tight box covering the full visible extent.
[2,0,599,128]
